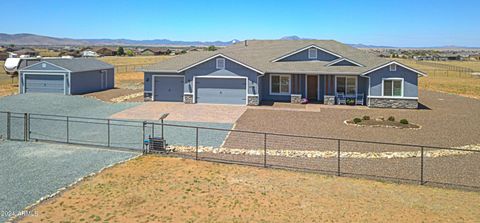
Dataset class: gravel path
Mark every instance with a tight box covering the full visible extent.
[0,140,139,222]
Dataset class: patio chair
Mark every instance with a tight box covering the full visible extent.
[356,94,364,105]
[337,93,346,105]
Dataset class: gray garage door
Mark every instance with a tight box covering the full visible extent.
[25,74,65,94]
[195,78,246,105]
[154,76,184,102]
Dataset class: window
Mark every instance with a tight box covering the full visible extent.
[389,64,397,71]
[308,48,317,59]
[336,76,356,95]
[216,58,225,69]
[270,74,290,95]
[383,78,403,97]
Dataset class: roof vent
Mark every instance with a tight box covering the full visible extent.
[244,40,248,47]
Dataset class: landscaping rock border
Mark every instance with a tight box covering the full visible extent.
[343,120,422,130]
[168,144,480,159]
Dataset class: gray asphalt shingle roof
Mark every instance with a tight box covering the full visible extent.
[43,58,114,73]
[143,40,391,74]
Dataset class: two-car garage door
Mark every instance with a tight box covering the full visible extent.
[195,77,246,105]
[153,76,247,105]
[24,74,65,94]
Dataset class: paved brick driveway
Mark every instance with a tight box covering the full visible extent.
[110,102,247,123]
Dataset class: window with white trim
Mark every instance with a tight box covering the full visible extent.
[336,76,356,95]
[389,64,397,71]
[216,58,225,69]
[270,74,290,95]
[383,78,403,97]
[308,48,317,59]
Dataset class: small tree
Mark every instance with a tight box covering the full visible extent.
[207,45,217,51]
[117,47,125,56]
[126,49,134,57]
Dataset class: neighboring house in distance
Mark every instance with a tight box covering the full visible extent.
[13,48,38,57]
[140,49,157,56]
[18,58,114,95]
[96,47,116,56]
[143,40,426,109]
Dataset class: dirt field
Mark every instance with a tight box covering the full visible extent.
[98,55,173,66]
[20,155,480,222]
[398,59,480,99]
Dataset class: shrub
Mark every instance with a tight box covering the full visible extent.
[362,115,370,121]
[353,118,362,124]
[400,119,409,124]
[387,116,395,122]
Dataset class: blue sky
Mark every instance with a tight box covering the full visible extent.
[2,0,480,47]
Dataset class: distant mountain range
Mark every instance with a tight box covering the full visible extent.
[1,33,479,49]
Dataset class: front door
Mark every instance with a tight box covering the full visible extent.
[307,75,318,101]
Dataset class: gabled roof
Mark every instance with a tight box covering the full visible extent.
[325,57,364,67]
[143,40,408,75]
[21,58,114,73]
[270,44,342,62]
[361,61,427,77]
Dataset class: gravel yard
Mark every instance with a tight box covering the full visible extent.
[0,140,139,222]
[227,90,480,149]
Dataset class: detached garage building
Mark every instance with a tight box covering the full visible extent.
[18,58,114,95]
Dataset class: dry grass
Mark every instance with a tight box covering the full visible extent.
[398,59,480,99]
[98,55,173,66]
[34,48,61,57]
[21,155,480,222]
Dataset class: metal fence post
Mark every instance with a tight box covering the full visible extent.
[142,121,146,154]
[152,122,155,137]
[161,119,164,139]
[420,146,425,185]
[24,113,28,141]
[6,112,11,140]
[195,127,199,160]
[337,139,341,176]
[27,113,31,141]
[66,116,69,143]
[107,119,111,147]
[263,133,267,168]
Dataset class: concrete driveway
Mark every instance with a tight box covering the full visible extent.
[110,102,247,123]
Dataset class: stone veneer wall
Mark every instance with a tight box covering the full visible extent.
[183,94,194,104]
[291,94,302,104]
[324,95,335,105]
[144,92,152,101]
[368,97,418,109]
[247,95,259,106]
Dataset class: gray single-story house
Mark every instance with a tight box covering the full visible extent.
[18,58,114,95]
[143,40,426,108]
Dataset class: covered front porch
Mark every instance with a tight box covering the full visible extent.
[274,74,368,106]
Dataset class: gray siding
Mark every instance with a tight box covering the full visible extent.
[279,47,339,62]
[184,56,259,95]
[260,73,306,101]
[21,61,68,71]
[70,68,114,94]
[367,65,418,97]
[357,76,369,96]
